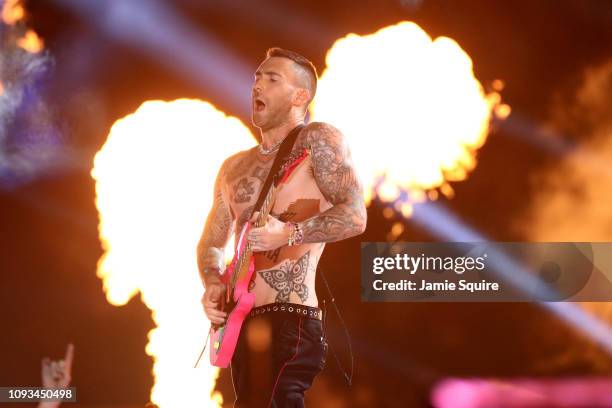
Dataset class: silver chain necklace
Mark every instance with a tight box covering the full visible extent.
[258,137,285,155]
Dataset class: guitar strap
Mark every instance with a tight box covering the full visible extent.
[251,123,305,217]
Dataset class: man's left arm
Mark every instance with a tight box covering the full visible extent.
[298,122,366,243]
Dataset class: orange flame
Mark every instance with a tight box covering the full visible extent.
[2,0,45,54]
[91,99,256,407]
[17,29,44,53]
[311,21,507,214]
[1,0,24,25]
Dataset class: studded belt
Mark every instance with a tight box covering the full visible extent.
[249,302,323,321]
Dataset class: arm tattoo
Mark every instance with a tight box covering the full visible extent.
[197,158,235,285]
[258,251,310,303]
[297,122,367,243]
[236,204,255,236]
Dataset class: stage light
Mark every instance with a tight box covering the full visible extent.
[54,0,253,118]
[411,201,612,354]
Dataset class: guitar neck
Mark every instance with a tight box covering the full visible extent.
[229,184,277,289]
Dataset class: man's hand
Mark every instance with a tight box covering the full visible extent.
[202,279,228,325]
[247,211,290,252]
[41,343,73,389]
[38,343,74,408]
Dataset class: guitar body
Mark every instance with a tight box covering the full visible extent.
[209,222,256,368]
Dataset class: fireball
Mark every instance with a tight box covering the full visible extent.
[311,21,506,214]
[91,99,255,407]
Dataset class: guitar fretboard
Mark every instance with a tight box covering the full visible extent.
[230,184,276,289]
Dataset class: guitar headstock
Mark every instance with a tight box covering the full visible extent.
[273,148,309,186]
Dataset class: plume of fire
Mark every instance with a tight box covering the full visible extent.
[311,21,508,218]
[1,0,44,53]
[91,99,256,407]
[17,29,44,53]
[1,0,24,25]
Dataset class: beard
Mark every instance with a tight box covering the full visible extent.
[252,97,293,131]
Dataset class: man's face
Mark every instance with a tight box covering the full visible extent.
[251,57,299,130]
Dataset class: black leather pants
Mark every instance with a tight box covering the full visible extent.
[230,303,328,408]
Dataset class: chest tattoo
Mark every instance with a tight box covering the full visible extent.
[233,178,255,203]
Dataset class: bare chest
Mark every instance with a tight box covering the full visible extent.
[223,151,329,234]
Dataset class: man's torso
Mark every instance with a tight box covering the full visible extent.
[221,133,330,307]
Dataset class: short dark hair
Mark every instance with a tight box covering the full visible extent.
[266,47,318,104]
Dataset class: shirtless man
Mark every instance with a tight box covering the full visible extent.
[197,47,366,407]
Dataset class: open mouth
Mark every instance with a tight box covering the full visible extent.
[254,98,266,112]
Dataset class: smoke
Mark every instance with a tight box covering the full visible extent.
[517,59,612,241]
[0,0,60,187]
[516,59,612,372]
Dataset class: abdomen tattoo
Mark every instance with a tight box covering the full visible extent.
[258,251,311,303]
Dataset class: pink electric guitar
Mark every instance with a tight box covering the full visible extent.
[209,147,309,368]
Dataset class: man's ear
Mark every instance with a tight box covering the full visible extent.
[293,88,310,108]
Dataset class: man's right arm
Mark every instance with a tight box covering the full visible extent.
[198,159,235,325]
[197,159,234,287]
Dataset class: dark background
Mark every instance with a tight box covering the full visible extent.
[2,0,612,406]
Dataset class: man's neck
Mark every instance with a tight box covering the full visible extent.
[260,117,304,150]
